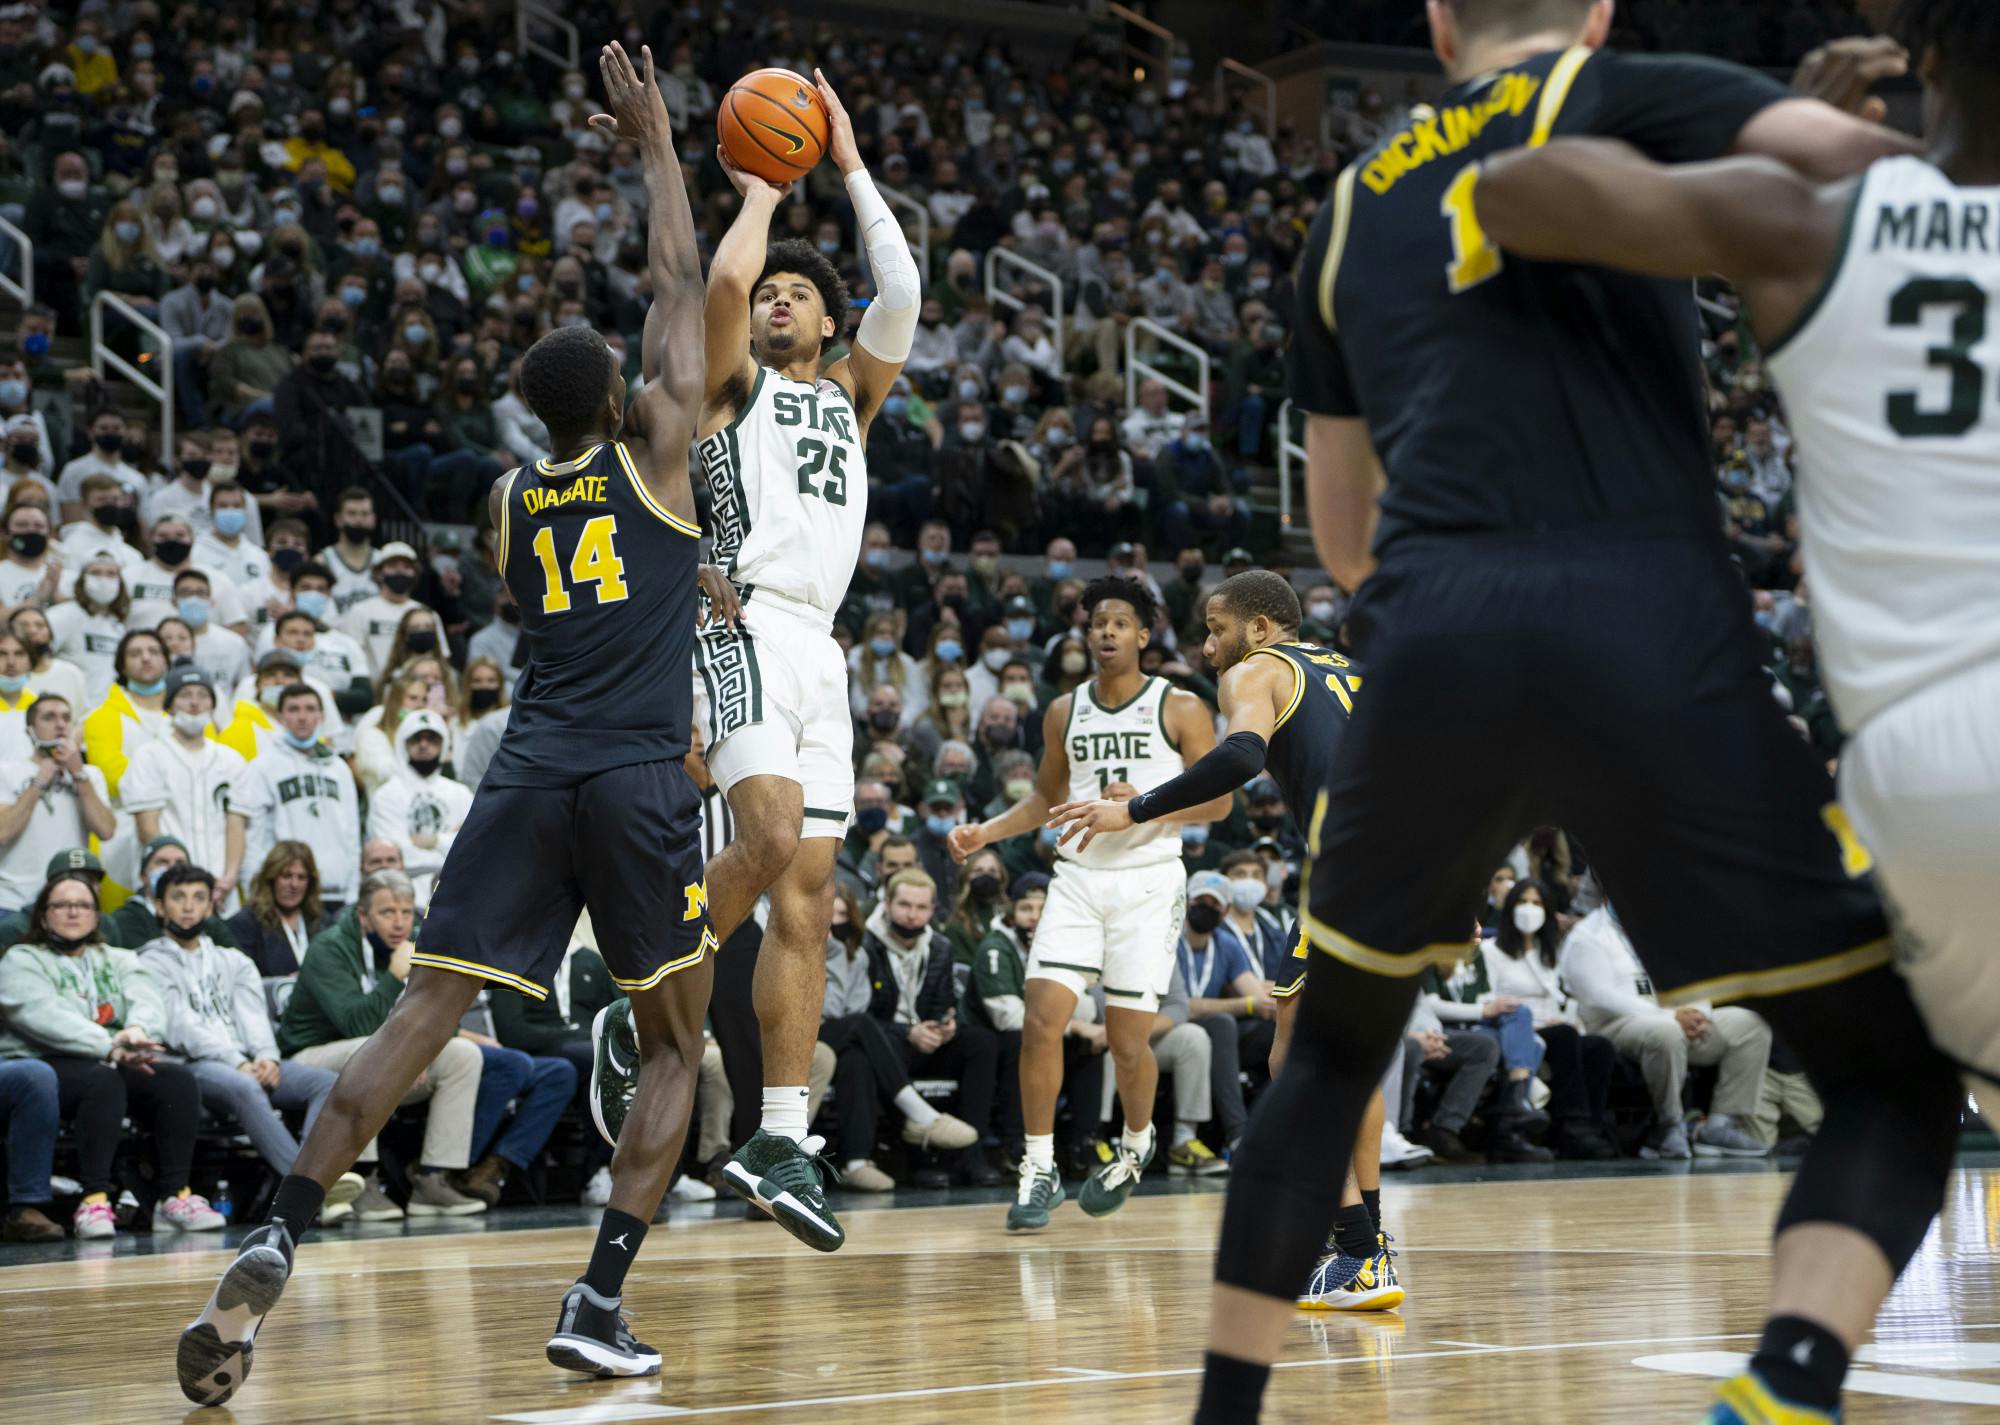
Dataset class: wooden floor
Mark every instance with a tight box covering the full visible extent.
[10,1166,2000,1423]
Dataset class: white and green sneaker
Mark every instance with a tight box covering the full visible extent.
[722,1130,845,1252]
[1078,1128,1154,1217]
[589,999,639,1148]
[1006,1161,1065,1232]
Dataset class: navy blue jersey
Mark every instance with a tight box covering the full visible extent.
[481,441,702,789]
[1287,48,1786,555]
[1246,640,1360,822]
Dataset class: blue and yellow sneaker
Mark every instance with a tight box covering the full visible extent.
[1702,1370,1839,1424]
[1297,1233,1405,1312]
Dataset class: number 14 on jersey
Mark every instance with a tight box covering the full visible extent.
[532,514,630,614]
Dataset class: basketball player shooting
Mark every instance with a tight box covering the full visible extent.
[177,41,719,1402]
[591,66,918,1256]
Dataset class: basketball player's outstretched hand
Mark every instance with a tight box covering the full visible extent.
[591,41,668,143]
[716,145,791,200]
[812,68,860,175]
[696,564,741,630]
[945,822,985,864]
[1045,797,1134,852]
[1792,35,1905,123]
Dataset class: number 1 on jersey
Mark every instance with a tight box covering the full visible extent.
[531,514,630,615]
[1442,164,1502,295]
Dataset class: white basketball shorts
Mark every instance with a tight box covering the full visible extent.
[1028,858,1188,1014]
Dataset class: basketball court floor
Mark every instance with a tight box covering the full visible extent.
[10,1157,2000,1423]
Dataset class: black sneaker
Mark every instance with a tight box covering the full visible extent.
[177,1222,294,1406]
[721,1130,845,1252]
[545,1281,662,1377]
[590,1000,639,1148]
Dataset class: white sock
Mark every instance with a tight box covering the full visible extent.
[1122,1122,1154,1157]
[894,1085,938,1127]
[1025,1133,1056,1173]
[1172,1121,1197,1149]
[761,1087,809,1143]
[844,1158,870,1174]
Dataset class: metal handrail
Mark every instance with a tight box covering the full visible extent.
[0,215,32,309]
[984,247,1064,362]
[858,183,931,292]
[1214,58,1278,136]
[1275,397,1306,528]
[90,291,174,460]
[1124,316,1208,421]
[516,0,578,71]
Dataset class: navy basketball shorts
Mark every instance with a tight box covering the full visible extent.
[414,758,717,999]
[1300,530,1891,1007]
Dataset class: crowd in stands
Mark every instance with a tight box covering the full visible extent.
[0,2,1834,1243]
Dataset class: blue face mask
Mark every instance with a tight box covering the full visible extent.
[1038,825,1060,847]
[0,379,25,406]
[920,547,948,566]
[853,805,888,835]
[0,671,26,695]
[1005,617,1035,642]
[863,548,890,571]
[354,237,380,259]
[934,639,962,664]
[115,222,141,244]
[177,596,211,626]
[882,395,908,420]
[294,589,331,621]
[129,676,166,697]
[340,285,366,306]
[21,332,48,357]
[282,727,319,752]
[1046,559,1072,581]
[926,814,959,839]
[1181,824,1210,847]
[869,637,895,657]
[270,63,292,82]
[403,323,428,347]
[1183,432,1208,451]
[213,507,247,537]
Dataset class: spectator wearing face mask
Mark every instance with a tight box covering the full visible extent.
[365,710,471,906]
[172,570,251,693]
[912,663,975,764]
[0,695,114,914]
[205,293,292,428]
[57,409,147,519]
[10,608,84,718]
[216,651,305,763]
[82,627,170,804]
[119,667,245,897]
[0,369,54,480]
[839,780,908,890]
[142,433,217,539]
[193,483,270,593]
[944,846,1010,965]
[59,476,144,576]
[454,656,509,750]
[342,541,435,677]
[849,613,927,730]
[46,556,126,702]
[23,150,106,334]
[1155,417,1248,556]
[161,258,235,428]
[264,597,372,716]
[468,584,523,670]
[224,682,359,914]
[1177,872,1266,1152]
[273,326,373,503]
[0,497,58,610]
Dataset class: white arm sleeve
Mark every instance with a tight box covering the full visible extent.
[848,168,919,364]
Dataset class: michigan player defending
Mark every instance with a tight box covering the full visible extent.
[1476,4,2000,1416]
[1049,570,1402,1314]
[1190,5,1965,1424]
[177,44,716,1401]
[948,577,1229,1230]
[670,68,913,1252]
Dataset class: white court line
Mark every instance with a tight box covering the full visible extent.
[504,1326,2000,1424]
[1046,1367,1123,1378]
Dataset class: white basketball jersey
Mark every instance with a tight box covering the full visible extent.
[1767,156,2000,733]
[1059,675,1185,870]
[697,366,868,617]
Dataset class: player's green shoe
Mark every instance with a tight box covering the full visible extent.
[588,1000,638,1148]
[1006,1163,1065,1231]
[722,1130,845,1252]
[1078,1128,1154,1217]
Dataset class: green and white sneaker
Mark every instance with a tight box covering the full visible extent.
[1078,1128,1154,1217]
[722,1130,845,1252]
[1005,1161,1065,1232]
[589,1000,639,1148]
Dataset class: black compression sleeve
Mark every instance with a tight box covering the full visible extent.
[1128,731,1268,824]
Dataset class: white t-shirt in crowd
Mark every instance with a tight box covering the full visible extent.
[125,560,248,633]
[366,768,473,881]
[325,548,378,617]
[57,523,146,578]
[118,733,247,877]
[341,595,434,677]
[143,480,216,539]
[194,533,272,592]
[0,758,110,907]
[47,605,127,704]
[56,451,146,505]
[0,556,54,608]
[26,660,88,720]
[226,740,360,904]
[190,625,252,693]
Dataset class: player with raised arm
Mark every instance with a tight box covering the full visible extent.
[1187,4,1965,1424]
[1048,570,1402,1313]
[589,69,918,1256]
[177,43,718,1402]
[1475,4,2000,1417]
[949,577,1230,1233]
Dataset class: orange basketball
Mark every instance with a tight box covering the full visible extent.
[719,68,830,184]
